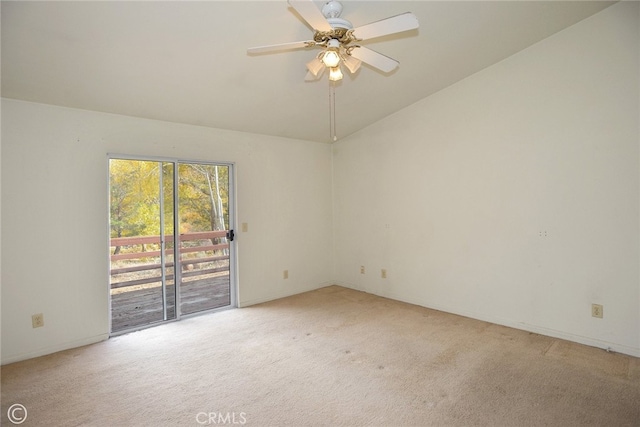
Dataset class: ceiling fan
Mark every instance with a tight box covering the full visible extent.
[247,0,419,82]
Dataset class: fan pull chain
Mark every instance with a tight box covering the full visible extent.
[329,82,337,141]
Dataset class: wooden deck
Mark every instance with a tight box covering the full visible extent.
[111,274,231,333]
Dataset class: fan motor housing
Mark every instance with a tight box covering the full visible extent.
[313,27,356,45]
[314,1,355,45]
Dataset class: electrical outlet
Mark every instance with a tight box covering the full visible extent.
[360,266,365,274]
[32,313,44,328]
[381,269,387,279]
[283,270,288,279]
[592,304,603,318]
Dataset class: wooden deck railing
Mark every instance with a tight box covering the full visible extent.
[110,230,230,289]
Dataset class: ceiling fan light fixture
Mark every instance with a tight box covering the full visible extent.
[342,54,361,74]
[246,0,420,141]
[321,39,341,68]
[329,66,343,81]
[322,49,340,67]
[306,57,325,77]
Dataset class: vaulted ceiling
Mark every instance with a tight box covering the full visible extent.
[1,1,616,144]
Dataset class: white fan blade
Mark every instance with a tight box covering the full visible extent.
[352,12,419,41]
[343,55,361,74]
[247,41,314,54]
[288,0,332,32]
[350,46,399,73]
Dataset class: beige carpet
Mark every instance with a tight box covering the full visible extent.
[2,285,639,426]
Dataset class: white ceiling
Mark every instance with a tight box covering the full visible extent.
[1,0,616,144]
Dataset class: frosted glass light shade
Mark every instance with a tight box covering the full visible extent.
[322,49,340,68]
[329,66,343,81]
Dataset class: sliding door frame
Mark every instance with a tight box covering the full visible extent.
[107,153,237,334]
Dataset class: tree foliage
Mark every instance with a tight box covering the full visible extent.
[110,159,161,239]
[110,159,229,242]
[178,163,229,234]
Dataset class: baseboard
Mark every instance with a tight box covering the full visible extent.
[1,333,110,366]
[334,282,640,359]
[410,298,640,358]
[238,281,335,308]
[333,280,366,293]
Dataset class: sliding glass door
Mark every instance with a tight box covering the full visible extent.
[109,157,234,334]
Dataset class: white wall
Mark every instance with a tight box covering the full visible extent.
[1,100,333,364]
[333,2,640,356]
[2,1,638,364]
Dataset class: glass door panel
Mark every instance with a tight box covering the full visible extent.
[178,163,231,315]
[109,159,177,333]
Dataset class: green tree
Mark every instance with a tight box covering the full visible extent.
[110,160,167,253]
[110,160,229,252]
[178,164,229,235]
